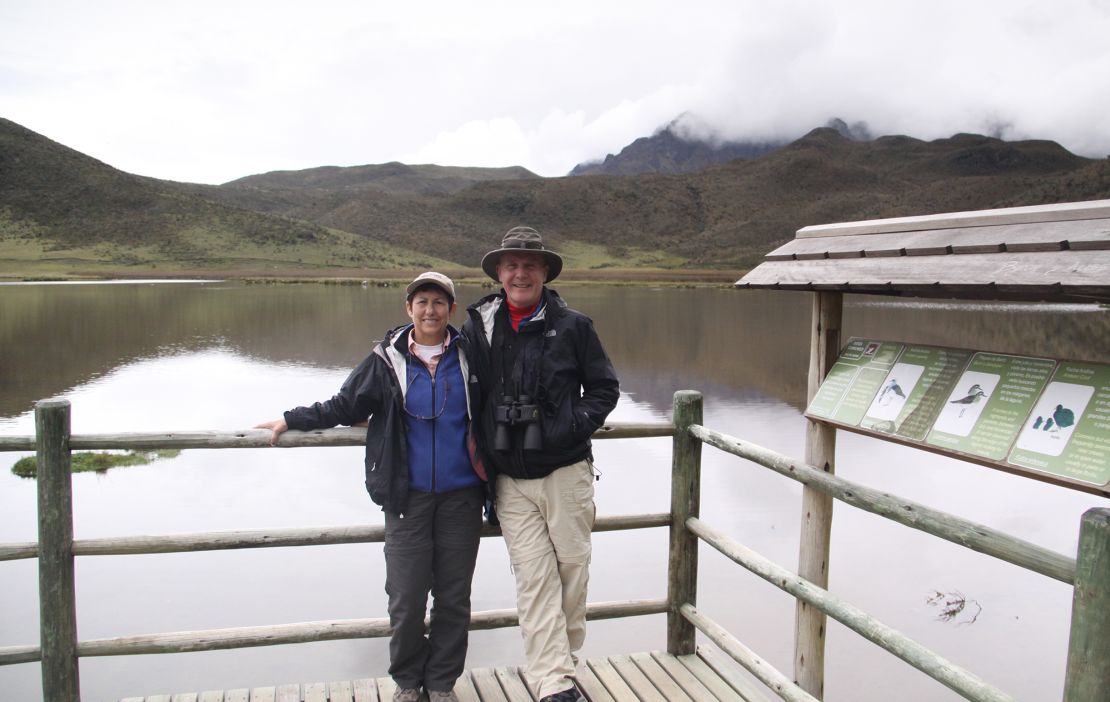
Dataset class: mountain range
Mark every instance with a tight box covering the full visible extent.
[2,115,1108,277]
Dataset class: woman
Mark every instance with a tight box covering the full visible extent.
[256,272,483,702]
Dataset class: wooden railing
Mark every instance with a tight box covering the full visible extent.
[1,393,1107,701]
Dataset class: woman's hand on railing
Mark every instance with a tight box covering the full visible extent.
[254,419,289,446]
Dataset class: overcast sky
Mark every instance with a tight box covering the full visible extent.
[3,0,1108,184]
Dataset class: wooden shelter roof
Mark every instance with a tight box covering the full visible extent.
[736,199,1110,303]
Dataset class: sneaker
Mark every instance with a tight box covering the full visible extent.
[427,690,459,702]
[392,688,421,702]
[539,686,585,702]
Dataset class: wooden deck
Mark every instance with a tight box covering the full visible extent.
[118,647,772,702]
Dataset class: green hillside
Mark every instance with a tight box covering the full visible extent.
[2,116,1108,278]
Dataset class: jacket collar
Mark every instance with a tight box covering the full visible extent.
[469,287,566,344]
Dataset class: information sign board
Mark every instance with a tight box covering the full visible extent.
[804,338,1110,494]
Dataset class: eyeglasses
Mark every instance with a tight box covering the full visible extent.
[403,373,449,421]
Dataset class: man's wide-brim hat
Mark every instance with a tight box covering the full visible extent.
[481,226,563,283]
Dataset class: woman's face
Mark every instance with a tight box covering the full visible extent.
[405,287,455,344]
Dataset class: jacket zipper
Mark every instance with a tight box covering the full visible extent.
[430,370,437,493]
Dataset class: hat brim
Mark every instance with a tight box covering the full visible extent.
[481,248,563,283]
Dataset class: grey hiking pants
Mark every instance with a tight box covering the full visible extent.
[383,486,484,693]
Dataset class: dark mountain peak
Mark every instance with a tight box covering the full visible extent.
[825,117,873,141]
[790,126,854,150]
[569,115,784,177]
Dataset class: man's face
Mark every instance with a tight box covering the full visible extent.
[405,287,455,344]
[497,252,547,309]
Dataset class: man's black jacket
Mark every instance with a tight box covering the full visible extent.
[463,287,619,481]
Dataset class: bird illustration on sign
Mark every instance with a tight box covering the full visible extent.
[949,384,988,418]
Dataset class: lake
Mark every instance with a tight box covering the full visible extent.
[1,280,1108,702]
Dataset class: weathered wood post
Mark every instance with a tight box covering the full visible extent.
[795,291,842,699]
[36,399,81,701]
[668,390,703,655]
[1063,507,1110,701]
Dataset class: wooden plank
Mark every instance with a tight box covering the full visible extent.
[63,513,667,558]
[649,651,738,702]
[1064,508,1110,700]
[697,646,779,702]
[796,291,840,699]
[494,666,534,701]
[795,199,1110,238]
[351,678,380,702]
[453,671,482,702]
[517,665,542,699]
[147,696,174,702]
[249,687,276,702]
[573,665,616,702]
[171,694,199,702]
[63,421,669,452]
[586,658,639,701]
[777,218,1110,255]
[304,681,327,702]
[36,401,80,702]
[328,680,354,702]
[225,690,250,702]
[676,653,761,702]
[668,390,703,655]
[689,423,1078,583]
[471,666,510,702]
[375,676,397,702]
[628,652,694,702]
[609,654,667,702]
[739,250,1110,289]
[275,684,300,702]
[199,692,225,702]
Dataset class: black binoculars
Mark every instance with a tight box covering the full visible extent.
[493,394,542,452]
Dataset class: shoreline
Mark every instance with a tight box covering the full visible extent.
[0,265,749,288]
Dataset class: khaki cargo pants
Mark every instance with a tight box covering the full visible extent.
[496,459,595,699]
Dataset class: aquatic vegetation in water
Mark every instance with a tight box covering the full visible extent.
[10,450,181,478]
[926,589,982,625]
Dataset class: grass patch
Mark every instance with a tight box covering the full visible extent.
[10,450,182,478]
[557,240,688,270]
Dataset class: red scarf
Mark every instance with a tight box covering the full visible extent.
[507,300,539,331]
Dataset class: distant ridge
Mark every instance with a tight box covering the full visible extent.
[568,116,872,177]
[2,116,1108,273]
[224,162,539,195]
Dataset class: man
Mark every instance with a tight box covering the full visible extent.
[256,272,483,702]
[464,227,620,702]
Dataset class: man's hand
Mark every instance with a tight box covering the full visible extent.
[254,419,289,446]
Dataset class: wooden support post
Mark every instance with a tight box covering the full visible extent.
[667,390,703,655]
[1064,507,1110,701]
[795,291,842,699]
[36,399,81,702]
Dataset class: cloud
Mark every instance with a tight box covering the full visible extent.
[2,0,1108,182]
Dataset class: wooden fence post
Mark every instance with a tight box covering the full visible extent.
[37,399,81,702]
[795,291,842,699]
[1064,507,1110,701]
[668,390,703,655]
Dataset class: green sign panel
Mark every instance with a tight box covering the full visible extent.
[806,338,1110,492]
[1009,362,1110,486]
[926,353,1056,460]
[859,345,972,441]
[805,339,903,425]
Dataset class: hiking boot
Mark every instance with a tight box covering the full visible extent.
[427,690,459,702]
[539,685,585,702]
[392,688,421,702]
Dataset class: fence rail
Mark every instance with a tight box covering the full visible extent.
[2,395,1107,701]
